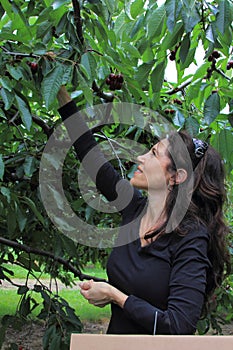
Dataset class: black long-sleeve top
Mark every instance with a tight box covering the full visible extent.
[58,101,211,335]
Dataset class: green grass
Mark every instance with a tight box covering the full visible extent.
[2,262,107,280]
[2,263,50,279]
[0,263,111,322]
[0,289,111,322]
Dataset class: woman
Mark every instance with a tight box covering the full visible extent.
[57,86,230,335]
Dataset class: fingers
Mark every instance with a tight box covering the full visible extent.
[79,279,94,290]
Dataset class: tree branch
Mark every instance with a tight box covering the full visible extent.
[214,68,231,81]
[1,46,39,59]
[32,115,54,137]
[92,80,115,102]
[3,102,53,138]
[72,0,84,45]
[0,237,107,282]
[166,78,192,95]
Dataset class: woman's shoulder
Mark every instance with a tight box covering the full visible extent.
[171,223,210,256]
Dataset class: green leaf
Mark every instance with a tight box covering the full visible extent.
[0,108,6,119]
[19,296,31,318]
[151,61,166,93]
[212,129,233,172]
[15,94,32,130]
[42,64,64,109]
[181,2,200,33]
[135,60,155,84]
[0,155,4,181]
[179,34,190,64]
[192,63,210,81]
[0,76,13,91]
[146,4,166,39]
[23,156,37,177]
[173,110,185,127]
[161,22,184,50]
[185,116,200,136]
[203,93,220,125]
[130,0,144,19]
[6,64,23,81]
[1,0,13,18]
[179,47,196,70]
[165,0,182,32]
[81,52,97,81]
[0,88,14,110]
[0,187,11,203]
[215,0,231,34]
[62,65,74,85]
[121,42,141,59]
[21,196,45,225]
[17,285,29,295]
[17,207,27,232]
[103,0,115,14]
[7,208,17,236]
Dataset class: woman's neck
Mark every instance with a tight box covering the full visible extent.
[139,190,168,240]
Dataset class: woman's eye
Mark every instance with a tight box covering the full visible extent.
[152,150,157,157]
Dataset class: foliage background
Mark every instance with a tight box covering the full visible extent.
[0,0,232,348]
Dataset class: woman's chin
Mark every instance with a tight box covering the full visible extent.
[130,178,146,190]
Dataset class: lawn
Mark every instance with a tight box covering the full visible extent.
[0,263,111,322]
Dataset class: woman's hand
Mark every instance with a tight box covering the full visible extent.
[79,280,128,309]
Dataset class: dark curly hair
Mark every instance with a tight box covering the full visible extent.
[144,130,231,301]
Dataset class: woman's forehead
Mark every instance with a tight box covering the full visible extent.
[154,138,169,149]
[153,138,169,156]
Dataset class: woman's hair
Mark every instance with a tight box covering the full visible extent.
[145,130,231,300]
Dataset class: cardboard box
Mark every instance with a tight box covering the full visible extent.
[70,334,233,350]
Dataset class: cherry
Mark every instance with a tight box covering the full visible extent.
[164,109,175,115]
[30,62,38,73]
[27,61,38,74]
[173,98,182,105]
[109,73,116,80]
[169,51,176,61]
[106,73,124,90]
[116,74,124,83]
[106,78,111,85]
[227,61,233,70]
[212,50,220,59]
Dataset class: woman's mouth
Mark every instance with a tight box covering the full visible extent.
[134,167,143,175]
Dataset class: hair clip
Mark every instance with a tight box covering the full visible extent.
[192,138,208,158]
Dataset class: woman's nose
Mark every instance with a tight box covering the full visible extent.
[137,154,143,163]
[137,152,147,163]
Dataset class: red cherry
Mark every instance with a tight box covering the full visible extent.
[106,78,111,85]
[109,81,116,90]
[30,62,38,73]
[212,50,220,59]
[109,73,116,80]
[115,82,122,90]
[169,51,176,61]
[116,74,124,83]
[227,61,233,70]
[174,98,182,105]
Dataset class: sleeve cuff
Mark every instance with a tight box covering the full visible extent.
[58,101,79,121]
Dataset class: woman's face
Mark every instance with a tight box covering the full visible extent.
[130,138,173,192]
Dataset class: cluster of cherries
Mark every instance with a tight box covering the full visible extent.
[106,73,124,90]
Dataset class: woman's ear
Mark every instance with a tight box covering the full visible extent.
[175,168,188,184]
